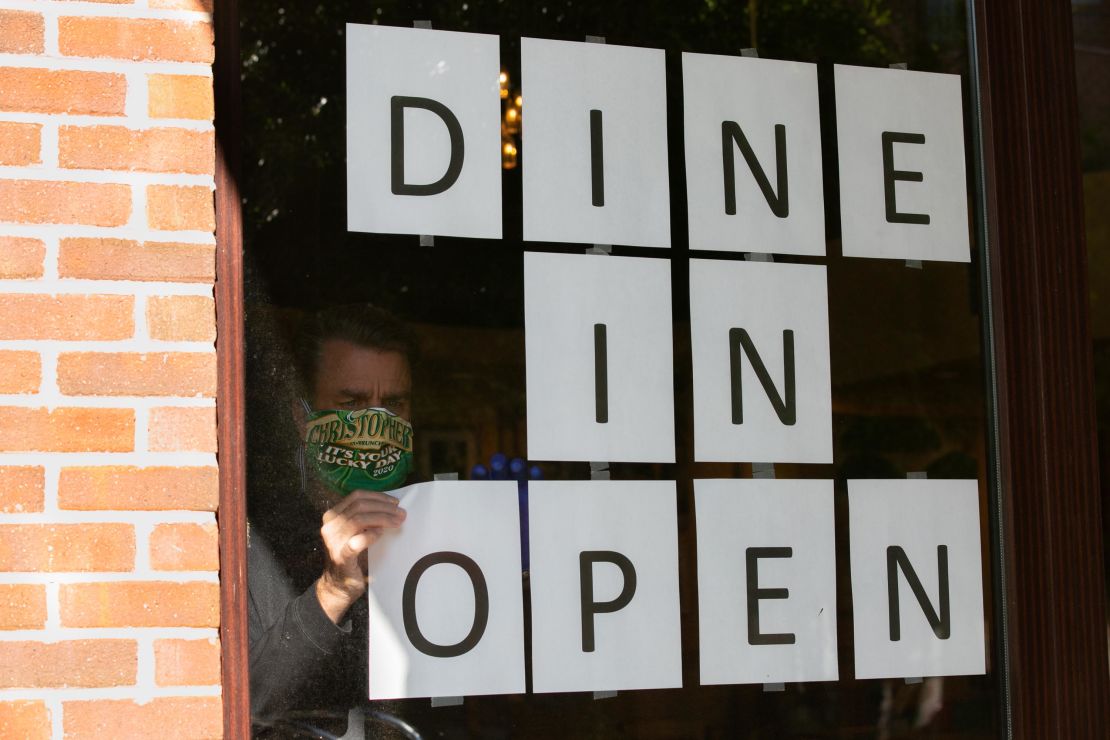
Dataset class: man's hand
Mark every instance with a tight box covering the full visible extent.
[315,491,406,624]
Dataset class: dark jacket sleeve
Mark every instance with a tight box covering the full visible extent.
[247,528,353,720]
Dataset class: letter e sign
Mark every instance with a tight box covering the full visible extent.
[834,65,970,262]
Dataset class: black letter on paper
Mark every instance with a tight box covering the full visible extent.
[390,96,465,196]
[729,328,796,426]
[881,132,930,225]
[590,109,605,207]
[402,551,490,658]
[746,547,796,645]
[579,550,637,652]
[887,545,950,641]
[594,323,608,424]
[722,122,789,218]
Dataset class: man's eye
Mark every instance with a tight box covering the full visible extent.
[337,399,358,408]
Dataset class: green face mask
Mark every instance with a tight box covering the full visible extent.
[304,407,414,494]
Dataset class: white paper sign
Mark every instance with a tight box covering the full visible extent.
[848,479,986,679]
[528,480,682,693]
[521,38,671,248]
[525,252,675,462]
[365,481,525,699]
[835,65,970,262]
[695,478,838,685]
[689,259,832,463]
[683,53,825,256]
[347,24,502,239]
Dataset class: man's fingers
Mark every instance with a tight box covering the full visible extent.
[334,499,404,519]
[323,511,404,552]
[342,528,383,559]
[322,490,400,523]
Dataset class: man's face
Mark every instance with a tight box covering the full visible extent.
[310,339,412,420]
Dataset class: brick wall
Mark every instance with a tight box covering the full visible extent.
[0,1,220,737]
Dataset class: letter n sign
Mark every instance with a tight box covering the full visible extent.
[847,479,986,680]
[346,24,503,239]
[689,259,832,463]
[682,53,826,257]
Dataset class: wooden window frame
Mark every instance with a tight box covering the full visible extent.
[211,1,1109,736]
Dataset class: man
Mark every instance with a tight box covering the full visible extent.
[248,304,416,721]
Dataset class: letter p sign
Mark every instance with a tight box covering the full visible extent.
[347,24,503,239]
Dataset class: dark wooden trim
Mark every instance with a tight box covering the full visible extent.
[974,0,1109,736]
[213,0,250,734]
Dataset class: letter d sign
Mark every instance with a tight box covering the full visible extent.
[347,24,503,239]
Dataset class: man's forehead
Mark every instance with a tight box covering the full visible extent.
[316,339,411,387]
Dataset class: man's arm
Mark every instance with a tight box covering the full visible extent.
[248,491,405,719]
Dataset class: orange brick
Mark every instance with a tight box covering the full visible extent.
[150,522,217,571]
[0,407,133,452]
[0,641,136,688]
[58,238,214,283]
[0,584,46,629]
[0,122,40,166]
[148,74,213,120]
[0,702,50,739]
[60,581,219,627]
[64,697,221,740]
[0,180,130,226]
[59,17,214,64]
[155,638,219,686]
[0,467,44,514]
[147,296,215,342]
[0,295,133,341]
[148,406,216,452]
[147,185,215,231]
[60,126,214,175]
[59,466,217,511]
[0,236,45,278]
[0,67,125,115]
[0,351,40,394]
[0,11,44,54]
[0,524,134,572]
[58,352,215,397]
[151,0,214,12]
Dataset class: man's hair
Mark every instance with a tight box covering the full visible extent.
[293,304,416,397]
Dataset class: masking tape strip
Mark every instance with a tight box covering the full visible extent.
[590,461,610,481]
[752,462,776,480]
[430,695,464,707]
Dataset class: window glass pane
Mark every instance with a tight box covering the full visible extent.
[1073,0,1110,635]
[242,1,1004,736]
